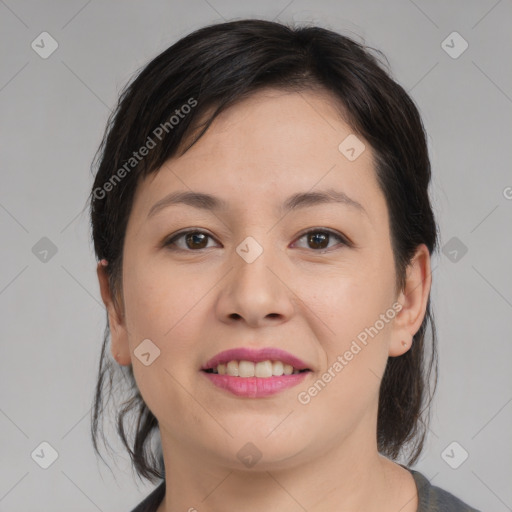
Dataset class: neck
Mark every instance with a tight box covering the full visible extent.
[155,424,417,512]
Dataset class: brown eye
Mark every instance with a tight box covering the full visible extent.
[164,230,217,251]
[293,229,348,252]
[184,232,209,249]
[307,232,329,250]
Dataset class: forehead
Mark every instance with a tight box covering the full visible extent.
[132,88,386,226]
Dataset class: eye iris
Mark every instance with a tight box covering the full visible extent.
[308,232,328,249]
[186,232,208,249]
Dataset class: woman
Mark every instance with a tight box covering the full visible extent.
[89,19,481,512]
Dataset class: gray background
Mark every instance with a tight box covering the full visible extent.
[1,0,511,511]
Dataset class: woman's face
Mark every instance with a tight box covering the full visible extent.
[100,87,430,470]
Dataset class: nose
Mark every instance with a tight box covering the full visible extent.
[215,240,295,329]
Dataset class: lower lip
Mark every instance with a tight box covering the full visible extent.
[201,371,310,398]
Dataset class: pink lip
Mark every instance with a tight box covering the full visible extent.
[201,347,310,371]
[201,372,310,398]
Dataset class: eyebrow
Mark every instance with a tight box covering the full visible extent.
[147,188,368,219]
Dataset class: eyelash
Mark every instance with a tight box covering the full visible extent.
[163,228,350,253]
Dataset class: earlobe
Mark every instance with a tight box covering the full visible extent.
[389,334,414,358]
[96,261,132,366]
[389,244,432,357]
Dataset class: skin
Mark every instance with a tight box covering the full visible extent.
[97,87,431,512]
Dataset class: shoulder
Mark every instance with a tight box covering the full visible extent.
[409,469,482,512]
[129,481,165,512]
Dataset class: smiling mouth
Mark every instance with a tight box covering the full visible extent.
[202,359,311,378]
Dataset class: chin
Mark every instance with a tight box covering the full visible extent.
[225,432,311,471]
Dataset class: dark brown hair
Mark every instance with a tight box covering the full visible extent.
[88,18,439,483]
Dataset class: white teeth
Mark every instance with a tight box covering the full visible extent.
[239,360,255,377]
[272,361,284,376]
[209,360,305,378]
[255,361,272,378]
[226,360,239,376]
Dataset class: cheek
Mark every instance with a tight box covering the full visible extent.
[299,270,393,399]
[123,261,205,342]
[296,277,391,422]
[304,265,394,342]
[120,263,205,417]
[123,263,210,421]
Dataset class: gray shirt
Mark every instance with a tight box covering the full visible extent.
[409,469,481,511]
[130,468,482,511]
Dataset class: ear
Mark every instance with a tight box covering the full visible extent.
[389,244,432,357]
[97,261,132,366]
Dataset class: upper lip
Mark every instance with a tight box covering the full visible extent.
[201,347,311,371]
